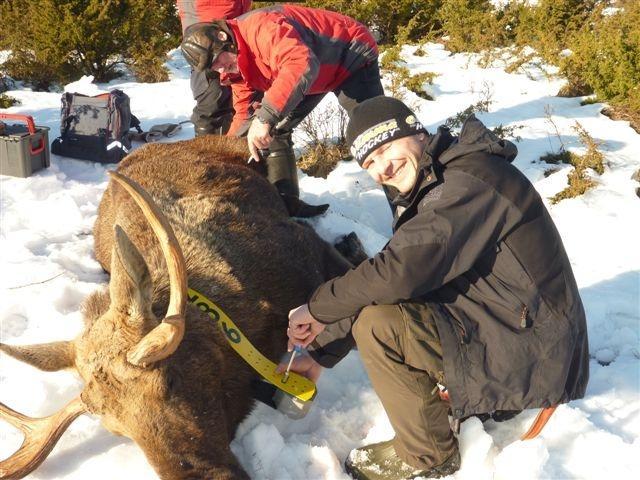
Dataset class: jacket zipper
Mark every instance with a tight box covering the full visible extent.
[452,316,469,344]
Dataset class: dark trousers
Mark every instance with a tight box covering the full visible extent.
[233,60,385,138]
[272,60,385,135]
[190,69,234,134]
[351,303,458,469]
[229,61,384,197]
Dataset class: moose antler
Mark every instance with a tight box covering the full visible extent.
[0,397,87,480]
[108,171,188,367]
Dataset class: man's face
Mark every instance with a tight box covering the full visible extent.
[361,134,426,194]
[211,51,239,75]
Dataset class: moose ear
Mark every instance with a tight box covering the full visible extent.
[216,30,228,42]
[109,225,152,313]
[0,341,75,372]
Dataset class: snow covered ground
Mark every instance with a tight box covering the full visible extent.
[1,44,639,479]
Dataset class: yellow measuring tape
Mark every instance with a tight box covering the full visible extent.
[187,288,317,402]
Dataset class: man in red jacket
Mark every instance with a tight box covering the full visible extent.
[176,0,252,136]
[181,5,384,211]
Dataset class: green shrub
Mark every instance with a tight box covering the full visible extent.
[0,75,14,93]
[561,2,640,114]
[379,45,404,72]
[438,0,504,53]
[307,0,443,44]
[299,142,351,178]
[541,150,575,165]
[404,72,437,100]
[380,45,437,102]
[436,0,532,67]
[130,54,171,83]
[0,0,180,89]
[572,121,605,175]
[579,97,600,106]
[515,0,597,60]
[444,100,522,141]
[444,99,492,131]
[494,0,527,45]
[461,0,639,113]
[0,93,20,108]
[297,101,350,178]
[551,166,598,204]
[547,121,605,204]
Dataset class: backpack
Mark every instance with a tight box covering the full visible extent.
[51,89,141,164]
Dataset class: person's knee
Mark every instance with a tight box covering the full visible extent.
[352,305,403,351]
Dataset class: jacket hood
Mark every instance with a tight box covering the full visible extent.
[438,114,518,165]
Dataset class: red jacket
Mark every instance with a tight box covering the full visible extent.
[176,0,251,31]
[225,5,378,135]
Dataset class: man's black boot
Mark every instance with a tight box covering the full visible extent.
[194,124,221,137]
[191,112,232,137]
[267,134,329,217]
[345,439,460,480]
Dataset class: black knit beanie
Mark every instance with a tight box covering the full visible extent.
[346,96,428,166]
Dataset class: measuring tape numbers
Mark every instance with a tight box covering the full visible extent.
[187,288,316,403]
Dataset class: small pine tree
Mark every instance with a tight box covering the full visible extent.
[438,0,501,53]
[0,0,180,89]
[515,0,597,59]
[562,2,640,114]
[0,94,20,108]
[307,0,443,44]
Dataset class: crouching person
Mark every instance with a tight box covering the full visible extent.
[285,96,590,479]
[180,4,384,217]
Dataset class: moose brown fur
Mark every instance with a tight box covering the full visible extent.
[0,135,352,479]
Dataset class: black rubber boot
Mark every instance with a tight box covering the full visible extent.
[345,440,461,480]
[266,134,300,197]
[267,133,329,218]
[194,124,218,136]
[192,113,232,137]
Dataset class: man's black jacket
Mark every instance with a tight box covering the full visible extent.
[308,115,589,418]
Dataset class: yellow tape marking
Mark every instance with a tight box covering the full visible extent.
[188,288,316,402]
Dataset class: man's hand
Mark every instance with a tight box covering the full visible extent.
[276,354,323,382]
[247,118,273,161]
[287,304,325,350]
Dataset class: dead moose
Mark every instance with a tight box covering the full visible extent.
[0,135,354,479]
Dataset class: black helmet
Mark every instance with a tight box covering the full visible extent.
[181,22,236,72]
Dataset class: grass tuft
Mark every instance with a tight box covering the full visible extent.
[0,93,20,108]
[546,121,605,203]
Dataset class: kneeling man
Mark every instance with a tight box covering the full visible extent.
[286,96,589,479]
